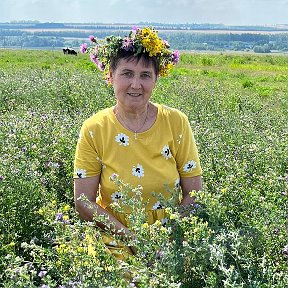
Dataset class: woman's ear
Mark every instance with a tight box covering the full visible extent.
[108,70,113,84]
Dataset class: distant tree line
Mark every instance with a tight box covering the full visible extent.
[0,23,288,53]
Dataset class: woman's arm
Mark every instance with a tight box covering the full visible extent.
[74,176,131,237]
[179,175,203,216]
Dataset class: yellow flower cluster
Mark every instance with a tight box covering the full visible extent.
[139,27,165,57]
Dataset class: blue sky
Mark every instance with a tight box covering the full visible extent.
[0,0,287,25]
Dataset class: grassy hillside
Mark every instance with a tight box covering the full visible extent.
[0,49,287,287]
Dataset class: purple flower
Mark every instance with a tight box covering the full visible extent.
[89,53,98,64]
[38,270,47,278]
[80,43,88,54]
[122,37,133,51]
[90,54,105,71]
[89,35,96,42]
[172,50,180,64]
[55,212,63,222]
[97,62,105,71]
[0,175,3,181]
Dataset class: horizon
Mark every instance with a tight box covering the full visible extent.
[1,0,288,26]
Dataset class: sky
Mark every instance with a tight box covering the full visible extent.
[0,0,287,26]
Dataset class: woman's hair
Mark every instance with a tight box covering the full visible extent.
[110,50,160,76]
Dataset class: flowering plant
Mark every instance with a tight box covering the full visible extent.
[80,26,180,80]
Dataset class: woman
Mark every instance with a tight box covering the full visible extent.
[74,27,202,259]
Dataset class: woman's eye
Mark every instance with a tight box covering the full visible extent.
[123,72,133,77]
[141,73,151,78]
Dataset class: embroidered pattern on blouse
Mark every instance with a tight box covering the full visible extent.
[132,163,144,178]
[75,168,87,178]
[183,160,197,172]
[115,133,129,146]
[111,191,123,201]
[161,145,172,160]
[152,201,163,210]
[177,134,183,144]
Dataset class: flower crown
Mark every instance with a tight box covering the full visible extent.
[80,26,180,81]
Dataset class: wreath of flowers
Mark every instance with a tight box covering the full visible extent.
[80,26,180,81]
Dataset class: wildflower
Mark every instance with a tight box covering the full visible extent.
[142,223,149,229]
[38,208,44,215]
[63,204,70,212]
[122,37,133,51]
[80,43,88,54]
[172,50,180,64]
[62,215,70,224]
[80,26,179,81]
[89,35,96,42]
[0,175,3,181]
[55,212,63,222]
[87,244,96,257]
[38,270,47,278]
[169,213,177,220]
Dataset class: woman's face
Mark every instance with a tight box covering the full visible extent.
[109,57,158,110]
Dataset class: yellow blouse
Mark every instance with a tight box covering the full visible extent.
[74,103,202,214]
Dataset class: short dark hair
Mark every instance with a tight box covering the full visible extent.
[110,50,160,76]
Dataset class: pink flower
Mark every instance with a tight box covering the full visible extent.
[89,35,96,42]
[89,54,98,64]
[122,37,133,51]
[172,50,180,64]
[80,43,88,54]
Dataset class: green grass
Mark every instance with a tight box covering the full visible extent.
[0,49,287,287]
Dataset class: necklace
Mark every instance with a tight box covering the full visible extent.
[116,104,149,139]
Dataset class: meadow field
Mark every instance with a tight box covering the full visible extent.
[0,49,287,287]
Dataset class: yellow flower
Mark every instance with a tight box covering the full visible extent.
[63,204,70,212]
[160,226,167,233]
[51,200,57,206]
[38,208,44,215]
[154,220,162,226]
[87,244,96,257]
[221,188,227,194]
[169,213,177,220]
[142,223,149,229]
[63,215,69,221]
[77,247,85,253]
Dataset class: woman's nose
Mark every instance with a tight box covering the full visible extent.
[131,76,141,89]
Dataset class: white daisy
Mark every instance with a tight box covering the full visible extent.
[183,160,197,172]
[161,145,172,160]
[152,201,163,210]
[75,168,86,178]
[111,191,123,202]
[132,163,144,178]
[115,133,129,146]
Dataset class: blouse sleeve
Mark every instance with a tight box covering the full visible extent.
[175,115,202,178]
[73,122,102,179]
